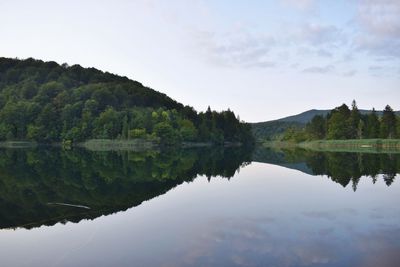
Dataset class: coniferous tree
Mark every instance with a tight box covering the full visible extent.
[397,116,400,139]
[348,100,361,139]
[327,104,350,139]
[380,105,396,138]
[365,108,380,138]
[305,115,326,139]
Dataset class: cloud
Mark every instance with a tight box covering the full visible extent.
[195,21,344,70]
[246,61,276,68]
[158,211,400,267]
[297,23,346,46]
[303,211,337,220]
[190,0,396,76]
[281,0,315,10]
[195,29,277,69]
[369,65,384,71]
[355,0,400,59]
[302,65,335,74]
[290,63,300,69]
[357,0,400,38]
[297,47,334,58]
[317,49,333,57]
[343,53,355,62]
[343,70,357,77]
[367,65,399,76]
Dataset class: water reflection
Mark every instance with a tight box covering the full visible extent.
[0,147,252,229]
[253,147,399,191]
[1,146,399,230]
[0,147,399,267]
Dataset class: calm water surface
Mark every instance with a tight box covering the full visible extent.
[0,147,399,267]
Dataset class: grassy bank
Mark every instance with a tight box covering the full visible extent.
[82,139,242,151]
[261,141,298,149]
[80,139,159,151]
[0,141,38,148]
[0,139,242,151]
[263,139,400,153]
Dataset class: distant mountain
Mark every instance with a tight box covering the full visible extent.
[277,109,398,124]
[252,108,400,141]
[251,120,304,141]
[277,109,331,124]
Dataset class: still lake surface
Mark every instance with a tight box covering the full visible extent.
[0,147,399,267]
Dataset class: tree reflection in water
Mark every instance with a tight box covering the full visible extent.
[253,147,399,191]
[0,147,252,229]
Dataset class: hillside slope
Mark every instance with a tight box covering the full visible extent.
[252,108,399,141]
[0,57,253,144]
[277,109,397,124]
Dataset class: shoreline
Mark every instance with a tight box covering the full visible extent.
[0,139,243,151]
[263,139,400,153]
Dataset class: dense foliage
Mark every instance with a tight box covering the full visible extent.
[251,120,303,141]
[283,101,400,142]
[0,57,254,145]
[252,108,398,142]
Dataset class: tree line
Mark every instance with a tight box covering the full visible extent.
[283,100,400,142]
[0,57,254,145]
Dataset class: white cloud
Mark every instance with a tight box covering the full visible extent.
[317,49,333,57]
[282,0,315,10]
[296,23,346,46]
[358,0,400,37]
[355,0,400,59]
[302,65,335,74]
[343,70,357,77]
[195,29,277,68]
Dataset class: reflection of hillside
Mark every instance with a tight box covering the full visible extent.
[0,147,252,229]
[252,147,314,174]
[253,147,399,190]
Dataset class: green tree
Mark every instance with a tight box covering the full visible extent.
[397,116,400,139]
[179,119,198,141]
[348,100,361,139]
[365,108,380,138]
[35,103,60,141]
[327,104,350,139]
[357,119,364,139]
[380,105,396,138]
[283,127,307,142]
[94,107,121,139]
[122,115,129,139]
[0,123,13,141]
[129,128,147,139]
[92,88,116,110]
[305,115,326,140]
[154,122,179,145]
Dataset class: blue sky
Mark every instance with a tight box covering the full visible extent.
[0,0,399,121]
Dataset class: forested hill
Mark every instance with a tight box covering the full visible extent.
[276,109,331,124]
[275,109,397,124]
[252,108,399,141]
[283,102,400,142]
[0,57,183,110]
[0,57,253,144]
[251,110,332,141]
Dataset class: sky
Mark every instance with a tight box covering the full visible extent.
[0,0,399,122]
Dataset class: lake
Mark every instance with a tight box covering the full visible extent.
[0,147,399,267]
